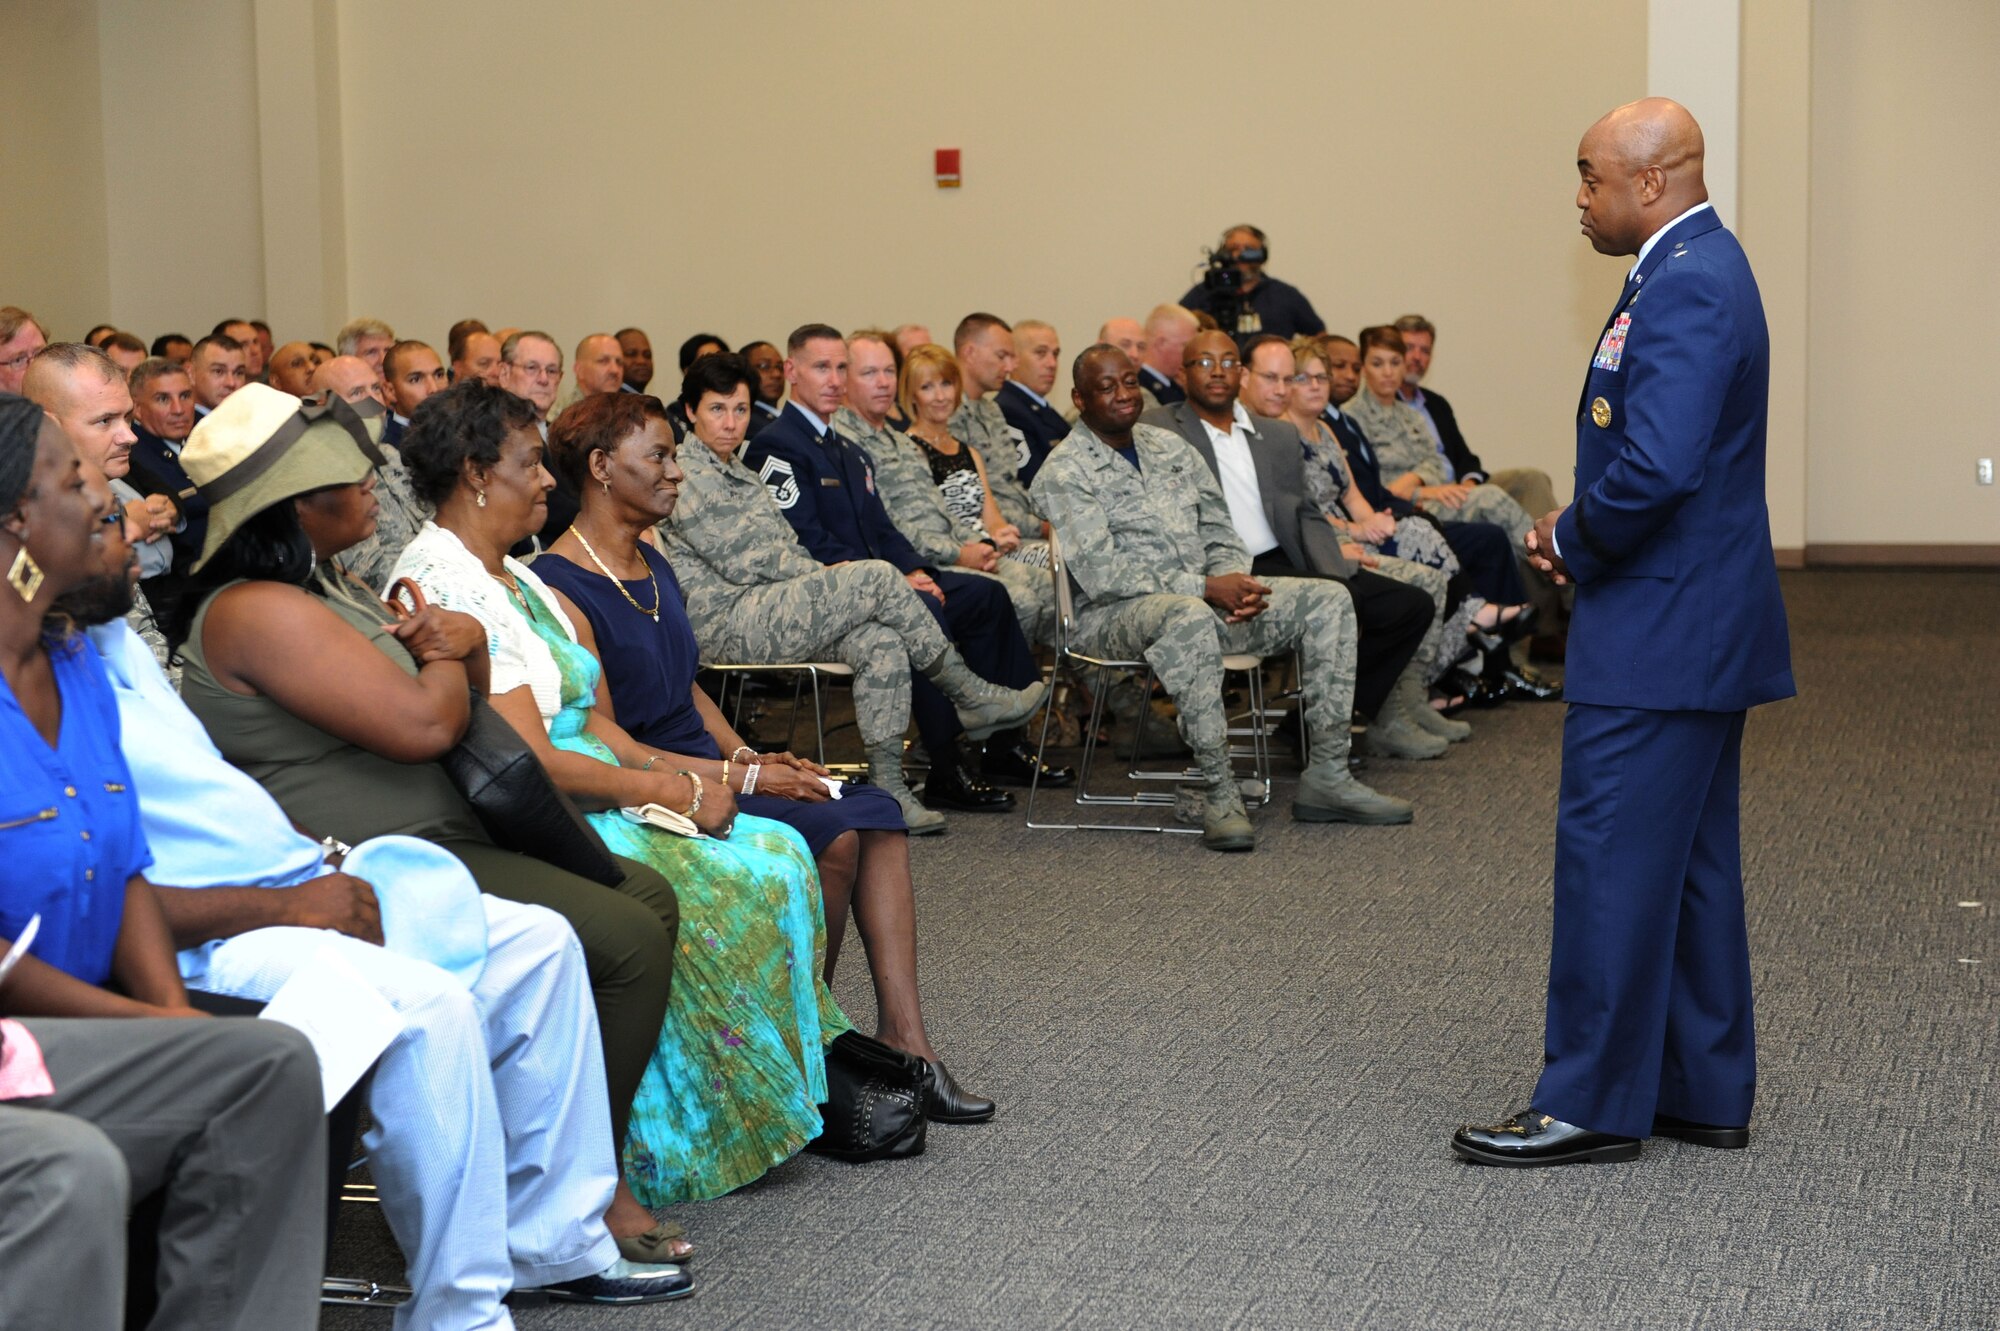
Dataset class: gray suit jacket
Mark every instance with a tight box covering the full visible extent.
[1140,402,1354,577]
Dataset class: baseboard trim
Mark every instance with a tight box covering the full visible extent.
[1773,547,1805,569]
[1803,543,2000,568]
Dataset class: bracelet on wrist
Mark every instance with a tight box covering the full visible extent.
[641,755,659,772]
[730,745,756,766]
[722,757,733,792]
[677,769,704,817]
[741,763,760,796]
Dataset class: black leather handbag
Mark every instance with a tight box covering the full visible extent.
[806,1030,929,1163]
[386,578,625,888]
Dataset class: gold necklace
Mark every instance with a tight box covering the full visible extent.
[572,528,660,621]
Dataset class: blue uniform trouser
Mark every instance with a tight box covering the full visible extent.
[1533,704,1756,1139]
[907,569,1041,754]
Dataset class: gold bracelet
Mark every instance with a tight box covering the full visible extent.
[722,757,733,792]
[677,769,703,817]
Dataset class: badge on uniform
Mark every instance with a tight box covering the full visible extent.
[1593,313,1631,371]
[759,456,800,510]
[1590,397,1612,429]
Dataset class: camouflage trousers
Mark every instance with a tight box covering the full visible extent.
[1073,578,1358,783]
[966,552,1057,649]
[1369,555,1464,684]
[698,560,947,749]
[1421,482,1533,544]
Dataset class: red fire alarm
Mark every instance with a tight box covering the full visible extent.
[935,148,961,188]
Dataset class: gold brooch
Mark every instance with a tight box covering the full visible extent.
[1590,397,1612,429]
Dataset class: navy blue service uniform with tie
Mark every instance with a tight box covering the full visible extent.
[1537,206,1794,1138]
[742,404,1040,755]
[994,381,1071,488]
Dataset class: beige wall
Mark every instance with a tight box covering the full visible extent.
[1807,0,1999,548]
[325,0,1642,498]
[0,0,110,341]
[16,2,1994,549]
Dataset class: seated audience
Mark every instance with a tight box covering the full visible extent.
[1179,225,1326,342]
[187,333,250,419]
[500,330,563,429]
[150,331,193,366]
[100,332,146,376]
[308,352,385,407]
[336,316,395,376]
[891,323,932,359]
[84,323,119,348]
[248,321,275,372]
[744,325,1060,807]
[1343,326,1536,548]
[1097,317,1147,367]
[451,328,505,387]
[1139,303,1198,406]
[122,355,210,575]
[740,339,786,439]
[677,332,728,372]
[1142,331,1449,760]
[1393,314,1560,522]
[446,317,488,366]
[837,330,1056,648]
[616,327,654,392]
[265,340,317,396]
[392,378,865,1204]
[539,387,995,1118]
[382,339,452,444]
[155,386,690,1246]
[211,319,266,382]
[67,494,693,1313]
[1,307,48,396]
[948,314,1042,535]
[554,333,625,417]
[308,340,335,370]
[0,393,328,1330]
[996,320,1071,487]
[23,345,178,582]
[667,352,1046,829]
[1035,347,1413,849]
[1286,337,1530,710]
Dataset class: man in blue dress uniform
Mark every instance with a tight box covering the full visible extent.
[1453,98,1794,1166]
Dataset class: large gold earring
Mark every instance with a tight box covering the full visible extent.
[7,545,44,603]
[475,490,488,508]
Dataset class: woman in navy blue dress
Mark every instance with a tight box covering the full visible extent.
[534,391,993,1123]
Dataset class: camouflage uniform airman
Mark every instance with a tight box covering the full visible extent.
[949,394,1041,533]
[338,441,430,591]
[657,437,962,752]
[1032,419,1403,831]
[1344,392,1534,543]
[835,405,1055,646]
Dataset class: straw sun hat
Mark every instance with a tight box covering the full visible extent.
[180,382,387,572]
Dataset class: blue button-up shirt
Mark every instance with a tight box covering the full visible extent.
[0,637,150,985]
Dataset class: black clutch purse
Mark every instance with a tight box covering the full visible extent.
[806,1030,930,1163]
[386,578,625,888]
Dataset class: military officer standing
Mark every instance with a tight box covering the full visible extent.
[1453,99,1794,1166]
[1031,345,1414,851]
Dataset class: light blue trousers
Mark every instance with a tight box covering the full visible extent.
[183,895,620,1331]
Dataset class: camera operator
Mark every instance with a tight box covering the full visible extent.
[1180,224,1327,344]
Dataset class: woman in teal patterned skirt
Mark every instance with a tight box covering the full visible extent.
[392,381,848,1204]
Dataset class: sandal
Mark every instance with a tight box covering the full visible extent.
[616,1219,694,1265]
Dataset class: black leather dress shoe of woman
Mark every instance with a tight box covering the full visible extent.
[1450,1109,1640,1167]
[1652,1112,1749,1149]
[923,1060,996,1123]
[979,739,1076,788]
[922,759,1016,811]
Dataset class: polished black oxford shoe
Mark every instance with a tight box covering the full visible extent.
[923,1060,996,1123]
[1652,1112,1749,1149]
[1451,1109,1641,1167]
[1499,666,1564,702]
[922,759,1016,811]
[979,738,1075,788]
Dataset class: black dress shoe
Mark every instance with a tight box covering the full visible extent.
[922,759,1016,812]
[923,1059,996,1123]
[1500,666,1564,702]
[1451,668,1511,709]
[1652,1112,1749,1149]
[979,739,1076,788]
[1451,1109,1640,1167]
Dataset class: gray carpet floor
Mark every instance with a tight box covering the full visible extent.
[323,569,1998,1329]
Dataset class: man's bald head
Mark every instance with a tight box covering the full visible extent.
[572,333,625,395]
[310,354,386,408]
[1098,318,1147,365]
[267,341,318,396]
[1575,98,1708,257]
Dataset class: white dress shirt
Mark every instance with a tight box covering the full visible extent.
[1199,402,1281,557]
